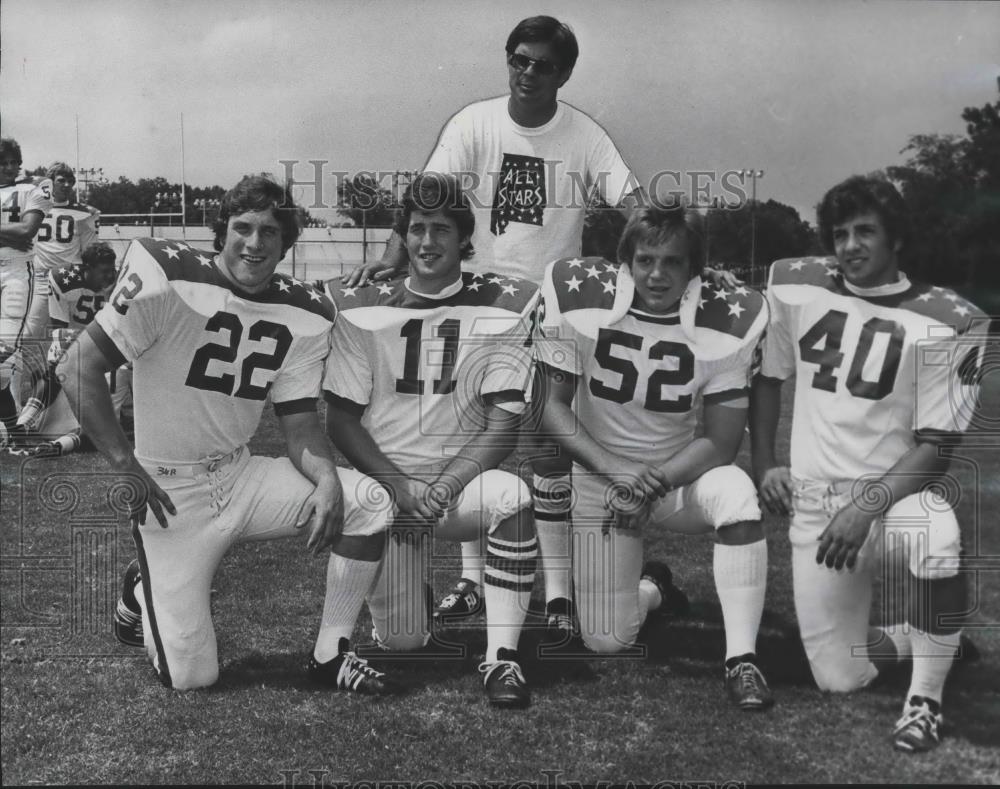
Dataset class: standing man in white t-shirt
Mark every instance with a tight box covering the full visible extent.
[345,16,644,636]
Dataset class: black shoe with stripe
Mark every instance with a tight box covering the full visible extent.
[113,560,144,647]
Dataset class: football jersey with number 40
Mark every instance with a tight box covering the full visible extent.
[761,256,988,481]
[94,237,334,463]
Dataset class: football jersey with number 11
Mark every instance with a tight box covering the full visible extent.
[322,272,538,472]
[94,238,334,463]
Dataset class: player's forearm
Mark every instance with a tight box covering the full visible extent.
[749,374,784,474]
[437,405,521,493]
[540,398,611,473]
[858,441,951,519]
[656,435,735,491]
[280,410,341,487]
[58,348,132,469]
[0,215,43,244]
[326,408,407,487]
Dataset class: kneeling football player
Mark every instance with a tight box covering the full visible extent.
[317,173,540,708]
[538,206,774,710]
[751,175,987,751]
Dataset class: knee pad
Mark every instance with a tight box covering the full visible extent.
[883,492,961,580]
[371,626,430,653]
[810,656,877,694]
[436,469,530,541]
[694,465,762,529]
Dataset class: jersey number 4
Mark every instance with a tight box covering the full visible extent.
[798,309,904,399]
[186,311,292,400]
[589,328,694,412]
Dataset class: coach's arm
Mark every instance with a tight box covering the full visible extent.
[57,322,176,527]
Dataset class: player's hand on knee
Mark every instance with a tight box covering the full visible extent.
[608,460,670,501]
[390,476,440,524]
[816,501,874,570]
[299,474,346,555]
[115,459,176,529]
[757,465,793,516]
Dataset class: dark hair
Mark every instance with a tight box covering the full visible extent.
[393,172,475,261]
[46,161,75,184]
[213,174,302,255]
[81,241,117,269]
[817,174,908,253]
[0,137,23,164]
[617,206,705,277]
[505,16,579,72]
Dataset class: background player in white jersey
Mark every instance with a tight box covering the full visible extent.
[750,175,988,751]
[11,241,120,454]
[320,173,539,707]
[537,207,774,710]
[0,137,52,444]
[347,16,644,635]
[25,162,101,371]
[58,175,395,693]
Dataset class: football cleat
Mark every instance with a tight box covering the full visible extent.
[113,560,143,647]
[641,560,690,618]
[433,578,484,621]
[892,696,943,753]
[308,639,404,696]
[725,658,774,711]
[544,596,576,635]
[479,648,530,709]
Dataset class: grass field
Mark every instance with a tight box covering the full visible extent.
[2,378,999,785]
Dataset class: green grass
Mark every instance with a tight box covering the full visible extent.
[2,377,999,785]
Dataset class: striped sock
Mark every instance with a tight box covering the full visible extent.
[532,473,572,603]
[485,535,538,657]
[15,397,45,431]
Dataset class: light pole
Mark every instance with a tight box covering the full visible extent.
[740,169,764,274]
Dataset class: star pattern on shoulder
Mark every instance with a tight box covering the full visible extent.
[163,246,180,260]
[488,275,505,285]
[565,275,582,292]
[277,280,291,293]
[308,287,323,302]
[567,258,584,268]
[376,282,393,295]
[340,286,358,297]
[728,301,745,318]
[712,286,729,301]
[788,259,808,271]
[916,292,933,301]
[601,279,616,295]
[501,284,518,296]
[196,254,214,268]
[468,281,482,292]
[584,264,602,279]
[953,304,970,317]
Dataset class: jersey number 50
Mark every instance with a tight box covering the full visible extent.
[186,311,292,400]
[589,328,694,412]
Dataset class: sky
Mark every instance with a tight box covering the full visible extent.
[2,0,998,222]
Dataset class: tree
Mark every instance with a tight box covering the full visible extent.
[335,174,397,228]
[887,77,1000,308]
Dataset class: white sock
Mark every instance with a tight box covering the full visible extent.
[877,624,912,663]
[459,536,485,589]
[713,539,768,660]
[314,553,381,663]
[485,534,537,658]
[907,629,960,706]
[533,473,572,604]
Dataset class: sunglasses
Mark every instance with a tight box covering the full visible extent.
[507,52,561,76]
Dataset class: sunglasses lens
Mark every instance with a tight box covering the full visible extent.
[509,53,558,75]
